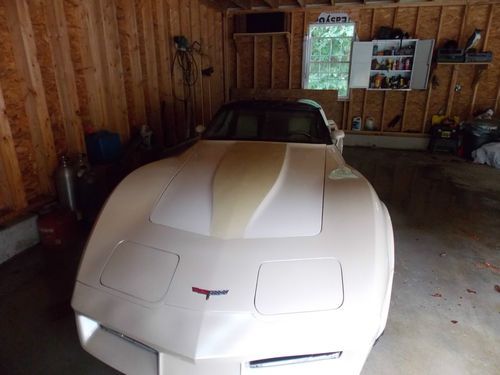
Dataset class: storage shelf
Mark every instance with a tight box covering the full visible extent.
[437,62,491,65]
[346,130,429,138]
[367,88,411,91]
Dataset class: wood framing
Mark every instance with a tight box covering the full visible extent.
[0,0,226,222]
[43,0,85,154]
[141,0,164,145]
[0,85,27,210]
[5,0,56,194]
[121,0,147,128]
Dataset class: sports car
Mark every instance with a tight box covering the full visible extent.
[72,99,394,375]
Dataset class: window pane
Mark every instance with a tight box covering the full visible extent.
[310,24,355,38]
[306,23,355,98]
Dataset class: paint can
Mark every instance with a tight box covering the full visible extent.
[365,117,376,131]
[352,116,362,131]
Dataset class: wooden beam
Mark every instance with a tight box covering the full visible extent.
[190,0,203,130]
[200,3,213,125]
[231,0,251,9]
[43,0,85,154]
[141,0,164,145]
[288,13,294,89]
[228,0,500,15]
[422,5,444,132]
[253,35,257,88]
[155,0,176,145]
[445,4,468,118]
[223,12,231,103]
[78,0,109,131]
[121,0,147,129]
[99,0,130,142]
[5,0,56,194]
[263,0,279,8]
[469,4,494,118]
[271,35,275,88]
[0,84,27,210]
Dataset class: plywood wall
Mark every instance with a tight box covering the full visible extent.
[0,0,225,222]
[227,1,500,134]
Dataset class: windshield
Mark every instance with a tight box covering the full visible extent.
[203,104,332,144]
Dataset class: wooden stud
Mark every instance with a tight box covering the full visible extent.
[446,66,460,117]
[342,101,347,130]
[5,0,56,194]
[43,0,85,154]
[231,0,251,9]
[262,0,279,8]
[141,0,164,145]
[370,8,377,39]
[380,93,388,132]
[78,0,109,131]
[422,5,444,132]
[469,4,494,118]
[271,35,275,88]
[200,3,212,125]
[401,6,420,132]
[445,5,468,118]
[361,91,367,125]
[169,0,187,140]
[156,0,177,145]
[99,0,130,142]
[189,0,204,129]
[181,0,196,138]
[288,13,294,89]
[214,11,225,111]
[0,84,27,210]
[121,0,147,129]
[223,12,230,102]
[253,35,257,88]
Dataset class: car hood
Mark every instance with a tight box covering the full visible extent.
[150,140,327,239]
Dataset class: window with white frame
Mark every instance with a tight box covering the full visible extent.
[303,23,356,99]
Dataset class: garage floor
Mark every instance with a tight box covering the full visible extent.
[0,147,499,375]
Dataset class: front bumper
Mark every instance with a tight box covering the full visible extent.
[73,282,377,375]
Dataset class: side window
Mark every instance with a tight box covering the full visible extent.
[303,23,356,99]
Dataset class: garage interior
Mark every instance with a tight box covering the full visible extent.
[0,0,499,375]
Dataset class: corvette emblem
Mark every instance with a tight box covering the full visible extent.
[192,287,229,300]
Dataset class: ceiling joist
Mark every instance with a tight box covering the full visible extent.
[230,0,252,9]
[263,0,279,8]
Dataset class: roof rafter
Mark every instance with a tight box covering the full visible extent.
[263,0,279,8]
[230,0,252,9]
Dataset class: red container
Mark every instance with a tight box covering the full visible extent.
[37,208,78,249]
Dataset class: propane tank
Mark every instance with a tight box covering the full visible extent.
[55,155,77,211]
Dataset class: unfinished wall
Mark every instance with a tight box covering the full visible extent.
[227,1,500,134]
[0,0,225,223]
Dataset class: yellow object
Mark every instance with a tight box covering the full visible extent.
[431,115,460,126]
[211,142,286,239]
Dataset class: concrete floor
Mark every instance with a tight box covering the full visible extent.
[0,147,499,375]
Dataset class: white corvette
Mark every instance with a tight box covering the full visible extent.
[72,100,394,375]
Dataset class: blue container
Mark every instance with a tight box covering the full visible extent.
[85,131,122,164]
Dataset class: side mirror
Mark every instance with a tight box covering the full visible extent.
[327,119,338,131]
[195,125,206,135]
[332,129,345,154]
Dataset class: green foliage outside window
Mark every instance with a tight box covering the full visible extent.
[305,23,355,99]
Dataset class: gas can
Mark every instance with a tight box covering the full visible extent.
[37,207,78,249]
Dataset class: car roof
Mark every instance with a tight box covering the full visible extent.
[223,99,323,112]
